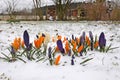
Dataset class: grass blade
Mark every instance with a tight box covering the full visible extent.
[17,57,26,63]
[1,52,10,60]
[36,57,45,62]
[80,58,93,65]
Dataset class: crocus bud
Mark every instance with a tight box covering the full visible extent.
[23,30,30,48]
[42,33,46,37]
[71,59,74,65]
[57,40,65,53]
[89,31,93,41]
[10,46,15,54]
[72,54,75,59]
[80,36,84,45]
[99,32,106,49]
[48,47,52,59]
[89,31,93,50]
[72,34,74,40]
[82,31,85,41]
[36,35,39,38]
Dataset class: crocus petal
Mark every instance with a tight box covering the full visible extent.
[23,30,29,48]
[48,47,52,59]
[21,40,25,48]
[94,41,99,48]
[75,37,80,45]
[42,33,46,37]
[72,41,77,52]
[86,36,90,46]
[82,32,85,41]
[27,43,32,51]
[89,31,93,41]
[72,34,74,40]
[72,55,75,59]
[71,59,74,65]
[36,35,39,38]
[10,46,15,54]
[34,39,39,49]
[89,31,94,50]
[99,32,106,48]
[57,35,62,40]
[78,45,84,53]
[54,55,61,65]
[65,40,70,54]
[57,40,65,53]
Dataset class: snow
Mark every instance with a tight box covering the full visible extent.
[0,21,120,80]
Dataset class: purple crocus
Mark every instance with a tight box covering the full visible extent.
[82,31,86,41]
[72,34,75,40]
[89,31,94,50]
[10,46,15,54]
[71,59,74,65]
[23,30,29,48]
[89,31,93,41]
[48,47,52,59]
[71,55,75,65]
[23,30,32,51]
[42,33,46,37]
[68,49,71,56]
[80,36,84,45]
[99,32,106,49]
[57,40,65,53]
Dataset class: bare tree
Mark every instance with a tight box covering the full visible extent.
[33,0,43,20]
[4,0,19,20]
[52,0,72,20]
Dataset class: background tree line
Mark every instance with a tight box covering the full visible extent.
[1,0,120,21]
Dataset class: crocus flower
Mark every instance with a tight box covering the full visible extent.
[99,32,106,49]
[48,47,52,59]
[71,59,74,65]
[75,37,80,45]
[82,31,86,41]
[80,36,84,45]
[72,34,75,40]
[94,41,99,49]
[21,40,25,48]
[72,54,75,59]
[34,35,45,49]
[57,40,65,53]
[54,55,61,65]
[34,39,40,49]
[72,41,77,52]
[78,45,84,54]
[36,35,39,38]
[12,37,21,51]
[71,55,75,65]
[23,30,30,48]
[10,46,15,54]
[85,36,90,46]
[57,35,62,40]
[42,33,46,37]
[65,40,70,54]
[63,37,67,43]
[89,31,93,50]
[89,31,93,41]
[68,49,71,56]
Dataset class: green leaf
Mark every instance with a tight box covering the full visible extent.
[1,52,10,60]
[36,57,45,62]
[0,57,9,61]
[108,47,119,51]
[80,58,93,65]
[106,44,112,53]
[17,57,26,63]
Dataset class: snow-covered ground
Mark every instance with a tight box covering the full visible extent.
[0,21,120,80]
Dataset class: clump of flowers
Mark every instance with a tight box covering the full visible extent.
[0,30,118,66]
